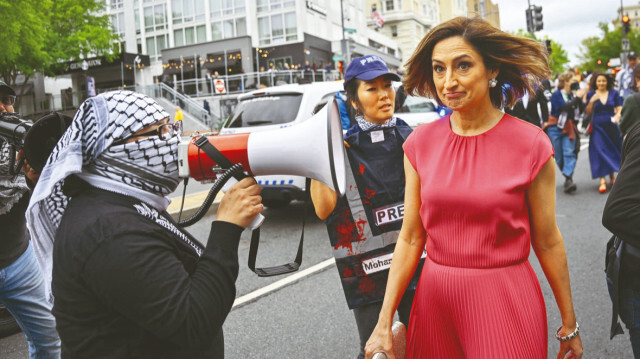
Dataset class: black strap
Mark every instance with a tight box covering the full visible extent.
[194,135,303,277]
[607,235,625,339]
[248,178,309,277]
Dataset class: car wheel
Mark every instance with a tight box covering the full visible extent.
[262,199,291,209]
[0,304,21,338]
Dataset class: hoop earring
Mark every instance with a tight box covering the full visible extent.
[489,78,498,88]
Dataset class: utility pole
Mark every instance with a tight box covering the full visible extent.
[621,0,628,66]
[340,0,347,67]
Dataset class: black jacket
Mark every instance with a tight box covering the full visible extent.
[603,123,640,246]
[52,180,243,358]
[505,88,549,127]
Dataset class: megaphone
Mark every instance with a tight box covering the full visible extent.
[177,98,346,197]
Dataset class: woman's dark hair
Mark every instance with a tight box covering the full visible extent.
[344,78,362,114]
[633,63,640,91]
[589,71,613,91]
[344,74,398,114]
[403,16,551,109]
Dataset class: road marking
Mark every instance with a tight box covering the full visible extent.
[233,257,336,308]
[580,143,588,150]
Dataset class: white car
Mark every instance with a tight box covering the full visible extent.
[219,81,345,208]
[395,95,442,128]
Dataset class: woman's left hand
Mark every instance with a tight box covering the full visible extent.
[557,334,583,359]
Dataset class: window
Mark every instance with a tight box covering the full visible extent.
[173,0,205,24]
[210,0,246,17]
[257,0,295,13]
[257,11,297,45]
[385,0,394,11]
[111,12,125,37]
[391,25,397,37]
[174,25,206,45]
[211,17,247,40]
[110,0,123,9]
[144,4,167,32]
[135,9,141,34]
[146,34,168,61]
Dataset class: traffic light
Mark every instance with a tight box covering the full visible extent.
[526,9,533,34]
[337,61,344,74]
[532,6,543,31]
[623,15,631,35]
[544,39,552,55]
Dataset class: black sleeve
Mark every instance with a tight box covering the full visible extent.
[537,88,549,122]
[82,220,243,350]
[603,126,640,245]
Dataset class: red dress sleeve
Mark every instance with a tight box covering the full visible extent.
[403,126,419,171]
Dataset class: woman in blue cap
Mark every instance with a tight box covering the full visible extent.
[311,55,423,359]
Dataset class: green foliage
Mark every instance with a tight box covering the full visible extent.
[0,0,118,87]
[510,29,570,75]
[0,0,51,85]
[578,22,639,72]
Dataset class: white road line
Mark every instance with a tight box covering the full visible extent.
[233,257,336,308]
[580,143,589,150]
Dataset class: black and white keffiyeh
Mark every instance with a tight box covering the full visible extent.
[0,139,29,215]
[356,115,397,131]
[26,90,176,301]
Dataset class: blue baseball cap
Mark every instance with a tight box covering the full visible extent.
[344,55,401,84]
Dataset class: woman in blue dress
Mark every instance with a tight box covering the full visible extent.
[585,72,623,193]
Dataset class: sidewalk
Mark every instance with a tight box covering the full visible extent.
[167,190,224,218]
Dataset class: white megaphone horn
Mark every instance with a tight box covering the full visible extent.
[177,98,346,197]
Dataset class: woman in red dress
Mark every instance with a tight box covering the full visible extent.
[365,17,583,359]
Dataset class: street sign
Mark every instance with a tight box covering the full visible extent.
[609,58,621,67]
[214,79,226,94]
[622,38,630,51]
[344,28,357,34]
[332,55,343,62]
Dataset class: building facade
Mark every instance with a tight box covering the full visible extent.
[467,0,499,29]
[365,0,440,66]
[438,0,467,23]
[103,0,402,89]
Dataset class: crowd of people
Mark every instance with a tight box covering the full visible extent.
[5,14,640,359]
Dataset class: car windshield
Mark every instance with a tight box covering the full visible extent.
[225,94,303,128]
[398,96,437,113]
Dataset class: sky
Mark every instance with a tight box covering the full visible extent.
[493,0,621,66]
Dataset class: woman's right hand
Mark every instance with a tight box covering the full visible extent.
[216,177,263,228]
[365,322,395,359]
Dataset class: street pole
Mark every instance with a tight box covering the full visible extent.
[340,0,347,68]
[121,61,124,88]
[255,48,260,87]
[622,0,627,66]
[180,55,184,92]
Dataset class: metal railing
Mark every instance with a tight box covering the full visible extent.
[173,69,342,98]
[131,83,216,128]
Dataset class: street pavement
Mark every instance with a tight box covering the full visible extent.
[0,138,635,358]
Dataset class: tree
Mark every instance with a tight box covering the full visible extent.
[511,29,570,75]
[0,0,118,105]
[0,0,51,87]
[578,22,639,72]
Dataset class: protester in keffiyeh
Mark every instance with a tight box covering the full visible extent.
[27,90,174,301]
[27,90,262,357]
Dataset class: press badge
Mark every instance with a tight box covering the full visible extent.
[370,130,384,143]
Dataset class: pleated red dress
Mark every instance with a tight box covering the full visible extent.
[402,114,554,358]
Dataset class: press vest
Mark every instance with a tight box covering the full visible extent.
[326,120,423,309]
